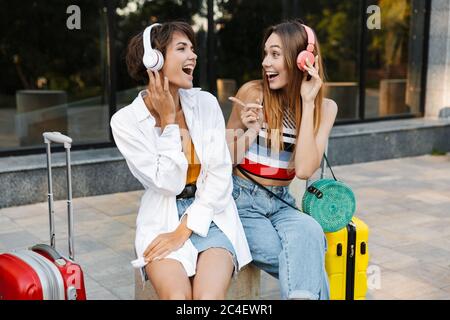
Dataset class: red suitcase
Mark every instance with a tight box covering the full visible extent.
[0,132,86,300]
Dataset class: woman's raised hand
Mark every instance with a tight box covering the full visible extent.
[147,70,176,124]
[300,55,323,106]
[229,96,264,133]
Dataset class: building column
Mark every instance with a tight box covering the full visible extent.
[425,0,450,118]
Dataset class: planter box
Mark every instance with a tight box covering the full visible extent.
[15,90,68,146]
[379,79,409,116]
[217,78,237,122]
[323,82,359,120]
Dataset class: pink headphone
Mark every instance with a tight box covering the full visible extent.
[296,24,316,72]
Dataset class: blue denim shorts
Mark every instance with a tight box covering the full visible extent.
[176,197,238,272]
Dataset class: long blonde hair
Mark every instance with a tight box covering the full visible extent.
[261,20,325,151]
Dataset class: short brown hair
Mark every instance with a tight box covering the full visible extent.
[125,21,196,84]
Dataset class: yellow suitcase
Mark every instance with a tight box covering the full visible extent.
[325,216,369,300]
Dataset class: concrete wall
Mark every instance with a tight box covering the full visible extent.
[425,0,450,118]
[0,150,142,209]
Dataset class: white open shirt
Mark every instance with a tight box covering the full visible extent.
[110,88,252,277]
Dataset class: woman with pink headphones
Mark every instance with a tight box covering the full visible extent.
[111,21,251,300]
[226,20,338,300]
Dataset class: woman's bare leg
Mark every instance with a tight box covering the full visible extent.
[145,258,192,300]
[192,248,234,300]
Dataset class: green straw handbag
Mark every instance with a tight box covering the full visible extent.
[301,154,356,232]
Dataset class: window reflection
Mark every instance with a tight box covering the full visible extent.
[365,0,425,118]
[0,0,109,150]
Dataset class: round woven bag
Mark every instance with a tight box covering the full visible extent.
[302,178,356,232]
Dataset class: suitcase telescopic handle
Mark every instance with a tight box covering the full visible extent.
[43,131,75,261]
[43,132,72,147]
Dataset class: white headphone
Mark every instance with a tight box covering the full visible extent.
[142,23,164,71]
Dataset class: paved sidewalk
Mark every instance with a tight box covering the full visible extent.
[1,154,449,299]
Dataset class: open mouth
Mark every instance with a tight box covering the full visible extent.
[266,72,279,81]
[182,65,194,76]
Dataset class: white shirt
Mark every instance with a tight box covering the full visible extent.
[110,88,252,277]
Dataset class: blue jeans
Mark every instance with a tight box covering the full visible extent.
[232,174,330,300]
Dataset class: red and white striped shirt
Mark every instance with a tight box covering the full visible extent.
[238,108,297,181]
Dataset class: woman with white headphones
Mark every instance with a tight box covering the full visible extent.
[111,21,251,300]
[226,20,338,300]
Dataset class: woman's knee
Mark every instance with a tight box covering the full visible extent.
[145,260,193,300]
[191,248,233,300]
[281,215,325,246]
[301,215,325,239]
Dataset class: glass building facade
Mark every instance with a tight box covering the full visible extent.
[0,0,430,155]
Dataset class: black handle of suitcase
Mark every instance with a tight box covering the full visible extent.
[30,243,63,261]
[42,132,75,261]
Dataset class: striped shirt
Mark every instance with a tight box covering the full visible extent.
[238,108,297,180]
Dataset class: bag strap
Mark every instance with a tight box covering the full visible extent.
[323,154,337,181]
[236,166,301,212]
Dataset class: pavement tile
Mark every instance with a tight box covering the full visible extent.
[83,274,108,296]
[382,226,444,244]
[393,242,450,267]
[112,214,137,228]
[75,249,133,284]
[366,291,396,300]
[379,271,438,299]
[369,245,419,271]
[54,207,110,222]
[427,238,450,260]
[83,263,133,285]
[369,228,418,248]
[441,285,450,295]
[96,270,135,290]
[98,231,136,254]
[0,202,47,220]
[79,193,126,204]
[418,218,450,235]
[0,230,42,251]
[400,262,450,290]
[76,247,130,266]
[12,215,67,241]
[414,289,449,300]
[86,286,120,300]
[407,192,450,204]
[340,174,373,183]
[109,284,134,300]
[62,234,110,255]
[0,216,23,234]
[396,287,449,300]
[422,203,450,219]
[76,219,132,239]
